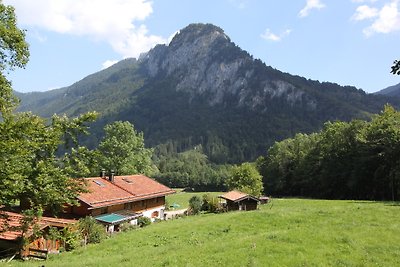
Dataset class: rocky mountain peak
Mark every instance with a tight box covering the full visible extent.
[142,23,313,110]
[168,23,230,50]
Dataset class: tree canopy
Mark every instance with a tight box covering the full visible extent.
[0,2,29,116]
[0,112,97,213]
[97,121,153,175]
[226,163,263,197]
[258,105,400,201]
[153,146,230,191]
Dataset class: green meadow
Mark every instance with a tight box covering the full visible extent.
[3,198,400,267]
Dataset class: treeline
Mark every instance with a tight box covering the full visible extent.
[152,146,230,191]
[257,105,400,201]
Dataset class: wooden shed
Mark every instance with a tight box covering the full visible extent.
[219,191,260,211]
[0,211,76,258]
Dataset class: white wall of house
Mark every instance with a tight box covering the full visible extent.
[141,206,166,221]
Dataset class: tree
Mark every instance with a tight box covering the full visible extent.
[0,112,97,213]
[97,121,153,175]
[226,163,264,197]
[154,147,229,190]
[188,195,202,215]
[62,146,101,178]
[0,2,29,116]
[391,60,400,75]
[0,4,101,254]
[0,2,98,214]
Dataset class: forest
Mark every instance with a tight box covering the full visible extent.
[257,105,400,201]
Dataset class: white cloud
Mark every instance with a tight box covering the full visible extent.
[299,0,326,18]
[102,60,118,70]
[261,29,291,42]
[353,0,400,36]
[4,0,166,58]
[352,5,379,20]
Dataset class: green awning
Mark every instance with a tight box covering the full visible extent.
[95,212,140,225]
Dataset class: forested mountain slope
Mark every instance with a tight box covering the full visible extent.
[16,23,400,163]
[374,83,400,98]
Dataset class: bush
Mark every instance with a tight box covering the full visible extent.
[60,227,80,251]
[188,195,202,215]
[201,193,219,213]
[78,216,107,245]
[138,216,151,227]
[119,222,138,232]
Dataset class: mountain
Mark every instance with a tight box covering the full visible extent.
[16,23,400,163]
[374,83,400,97]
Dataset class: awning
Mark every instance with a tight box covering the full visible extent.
[95,211,141,225]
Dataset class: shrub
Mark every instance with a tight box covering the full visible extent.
[78,216,106,245]
[60,227,80,251]
[188,195,202,215]
[138,216,151,227]
[201,193,219,213]
[119,222,138,232]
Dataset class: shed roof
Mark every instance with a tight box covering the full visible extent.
[0,211,76,241]
[219,190,260,202]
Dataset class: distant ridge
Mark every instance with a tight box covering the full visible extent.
[16,23,400,163]
[374,83,400,98]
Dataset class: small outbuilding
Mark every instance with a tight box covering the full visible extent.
[0,211,76,258]
[219,190,260,211]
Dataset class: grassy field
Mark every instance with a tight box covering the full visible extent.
[3,198,400,267]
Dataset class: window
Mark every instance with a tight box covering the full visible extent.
[93,180,105,187]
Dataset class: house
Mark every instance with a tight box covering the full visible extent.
[0,211,76,258]
[219,190,260,211]
[65,173,175,232]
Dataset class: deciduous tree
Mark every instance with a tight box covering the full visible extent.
[0,2,29,116]
[226,163,263,197]
[97,121,153,175]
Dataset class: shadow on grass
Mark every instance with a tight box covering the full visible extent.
[346,200,400,207]
[347,201,378,204]
[383,201,400,207]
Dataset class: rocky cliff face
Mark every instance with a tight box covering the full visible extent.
[141,23,315,110]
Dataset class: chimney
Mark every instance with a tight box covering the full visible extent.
[100,169,106,179]
[109,170,115,183]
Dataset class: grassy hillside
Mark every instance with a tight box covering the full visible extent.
[4,199,400,267]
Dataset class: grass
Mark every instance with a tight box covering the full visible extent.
[166,190,222,209]
[3,199,400,266]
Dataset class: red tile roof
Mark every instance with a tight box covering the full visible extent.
[78,178,133,209]
[0,211,76,241]
[219,190,260,202]
[78,175,175,209]
[114,175,175,199]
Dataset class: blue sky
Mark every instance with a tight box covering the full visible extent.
[4,0,400,93]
